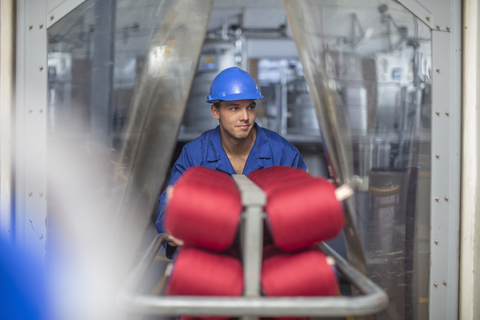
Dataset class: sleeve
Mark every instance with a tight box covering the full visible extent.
[155,145,198,259]
[291,149,307,171]
[282,139,307,171]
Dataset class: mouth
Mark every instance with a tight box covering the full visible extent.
[236,124,250,130]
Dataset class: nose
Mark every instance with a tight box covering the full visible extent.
[240,108,249,121]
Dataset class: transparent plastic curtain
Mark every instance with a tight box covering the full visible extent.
[284,0,366,275]
[46,1,212,317]
[284,1,432,319]
[110,0,213,264]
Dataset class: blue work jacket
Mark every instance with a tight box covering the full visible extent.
[155,123,306,255]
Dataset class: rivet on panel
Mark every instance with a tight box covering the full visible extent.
[446,26,451,32]
[426,15,430,21]
[39,66,44,71]
[434,239,439,245]
[445,111,450,116]
[445,196,449,201]
[434,197,439,202]
[435,68,440,73]
[28,109,33,113]
[435,111,440,116]
[39,192,43,196]
[39,24,43,29]
[443,281,447,286]
[39,234,44,239]
[436,25,440,30]
[28,192,32,196]
[39,109,44,113]
[434,282,438,287]
[50,15,54,21]
[28,25,33,30]
[435,153,440,159]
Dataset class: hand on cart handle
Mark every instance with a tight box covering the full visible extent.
[166,234,184,247]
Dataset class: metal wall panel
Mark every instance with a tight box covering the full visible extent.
[417,0,452,31]
[47,0,86,28]
[16,0,48,258]
[430,30,461,319]
[430,6,461,319]
[397,0,453,31]
[397,1,461,317]
[397,0,462,319]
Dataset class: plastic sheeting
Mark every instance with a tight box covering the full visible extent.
[284,1,431,319]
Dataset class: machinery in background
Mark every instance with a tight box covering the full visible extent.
[180,21,246,136]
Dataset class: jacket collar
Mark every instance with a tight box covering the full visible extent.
[207,123,272,174]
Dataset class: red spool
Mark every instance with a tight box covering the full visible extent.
[261,245,339,297]
[249,167,344,251]
[165,167,242,251]
[166,246,244,297]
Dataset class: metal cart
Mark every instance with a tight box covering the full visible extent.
[117,175,388,319]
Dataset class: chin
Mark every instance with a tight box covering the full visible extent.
[234,133,248,140]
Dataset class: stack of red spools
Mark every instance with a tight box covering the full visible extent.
[248,166,344,298]
[164,166,345,319]
[165,167,244,300]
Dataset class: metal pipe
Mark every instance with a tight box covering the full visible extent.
[117,236,388,317]
[232,175,265,299]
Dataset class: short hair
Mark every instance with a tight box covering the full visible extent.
[213,101,222,108]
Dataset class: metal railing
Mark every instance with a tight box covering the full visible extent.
[117,174,388,318]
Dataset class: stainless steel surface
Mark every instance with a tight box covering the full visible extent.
[232,174,266,300]
[232,174,266,207]
[117,234,388,317]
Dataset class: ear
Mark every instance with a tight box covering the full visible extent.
[211,105,220,120]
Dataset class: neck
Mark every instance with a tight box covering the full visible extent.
[220,125,257,157]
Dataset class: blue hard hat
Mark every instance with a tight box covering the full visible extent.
[206,67,263,103]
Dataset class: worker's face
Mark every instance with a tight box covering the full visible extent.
[211,99,256,140]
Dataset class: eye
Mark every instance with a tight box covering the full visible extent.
[248,105,256,110]
[231,107,239,111]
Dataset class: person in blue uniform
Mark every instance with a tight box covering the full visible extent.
[155,67,306,257]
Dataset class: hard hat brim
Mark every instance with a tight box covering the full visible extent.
[206,93,264,104]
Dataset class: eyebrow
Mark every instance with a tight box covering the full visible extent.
[227,102,257,107]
